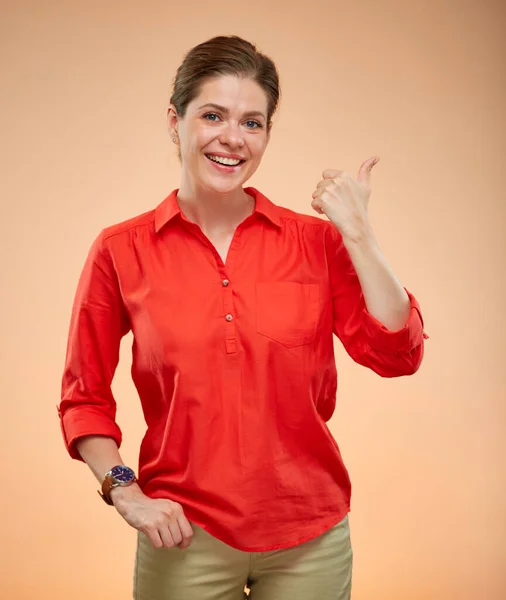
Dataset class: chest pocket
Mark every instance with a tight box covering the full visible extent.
[256,282,320,348]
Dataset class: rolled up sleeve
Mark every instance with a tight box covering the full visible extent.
[361,289,427,354]
[58,231,130,460]
[327,227,428,377]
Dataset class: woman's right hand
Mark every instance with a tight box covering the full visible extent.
[110,483,194,550]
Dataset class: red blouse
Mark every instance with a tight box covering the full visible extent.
[58,187,427,551]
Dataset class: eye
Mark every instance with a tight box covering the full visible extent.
[203,112,221,122]
[245,120,262,129]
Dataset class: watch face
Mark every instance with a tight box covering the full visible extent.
[110,465,135,484]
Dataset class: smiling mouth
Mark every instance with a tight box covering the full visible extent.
[205,154,246,167]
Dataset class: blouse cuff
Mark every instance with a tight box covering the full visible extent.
[58,406,122,461]
[361,289,428,354]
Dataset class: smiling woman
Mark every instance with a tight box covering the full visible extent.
[58,34,427,600]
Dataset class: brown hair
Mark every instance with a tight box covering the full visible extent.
[169,35,281,131]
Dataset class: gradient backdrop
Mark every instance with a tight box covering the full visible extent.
[1,1,505,598]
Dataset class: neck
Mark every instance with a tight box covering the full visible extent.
[176,176,254,234]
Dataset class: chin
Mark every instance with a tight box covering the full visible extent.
[201,175,248,195]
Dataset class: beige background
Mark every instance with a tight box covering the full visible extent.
[1,0,505,598]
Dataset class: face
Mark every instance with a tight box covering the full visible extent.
[168,75,271,195]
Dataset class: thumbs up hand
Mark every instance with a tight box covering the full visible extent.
[311,156,379,242]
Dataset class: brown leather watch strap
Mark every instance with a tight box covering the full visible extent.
[98,471,137,505]
[99,476,115,505]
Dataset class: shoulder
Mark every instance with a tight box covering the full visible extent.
[276,204,328,228]
[272,202,339,246]
[85,209,156,264]
[100,209,155,242]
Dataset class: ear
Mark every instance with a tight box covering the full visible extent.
[167,104,179,138]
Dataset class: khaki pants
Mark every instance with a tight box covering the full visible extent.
[134,514,352,599]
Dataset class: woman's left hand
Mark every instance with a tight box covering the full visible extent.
[311,156,380,242]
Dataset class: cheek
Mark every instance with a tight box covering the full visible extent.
[182,125,210,155]
[249,136,268,159]
[184,135,204,160]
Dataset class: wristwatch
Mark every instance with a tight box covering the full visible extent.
[99,465,137,505]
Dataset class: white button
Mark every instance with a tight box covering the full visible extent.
[225,314,233,322]
[222,279,230,287]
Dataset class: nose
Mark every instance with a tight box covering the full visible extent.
[218,121,244,148]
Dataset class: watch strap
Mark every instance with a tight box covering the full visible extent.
[99,470,137,506]
[100,476,116,505]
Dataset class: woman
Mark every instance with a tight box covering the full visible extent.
[58,35,427,599]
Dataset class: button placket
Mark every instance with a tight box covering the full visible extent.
[221,275,237,353]
[219,229,242,354]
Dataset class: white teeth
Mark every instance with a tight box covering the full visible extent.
[207,155,242,166]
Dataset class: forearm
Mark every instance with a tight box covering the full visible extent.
[342,226,410,331]
[75,435,125,483]
[75,435,142,504]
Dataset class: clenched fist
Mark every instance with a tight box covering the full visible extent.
[111,484,194,550]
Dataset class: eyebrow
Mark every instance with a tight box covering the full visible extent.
[197,103,267,120]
